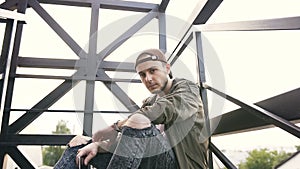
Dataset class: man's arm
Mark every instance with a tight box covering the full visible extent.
[132,80,203,125]
[92,113,151,142]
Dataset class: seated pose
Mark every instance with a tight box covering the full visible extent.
[54,48,209,169]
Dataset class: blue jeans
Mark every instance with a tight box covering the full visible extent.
[54,125,178,169]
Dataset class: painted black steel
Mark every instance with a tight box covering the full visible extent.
[0,0,18,10]
[29,0,88,58]
[7,146,35,168]
[99,70,140,112]
[209,142,237,169]
[17,57,136,72]
[158,12,167,51]
[199,16,300,31]
[0,134,75,145]
[96,9,159,61]
[212,87,300,136]
[203,83,300,138]
[10,108,132,114]
[195,32,214,169]
[37,0,157,12]
[1,0,28,134]
[0,1,29,168]
[0,19,14,109]
[159,0,170,12]
[1,0,299,168]
[169,32,193,66]
[171,0,223,60]
[9,79,81,134]
[193,0,223,25]
[82,2,100,136]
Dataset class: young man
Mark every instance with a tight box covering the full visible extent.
[54,49,209,169]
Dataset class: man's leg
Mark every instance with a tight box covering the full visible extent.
[53,143,87,169]
[53,137,113,169]
[105,114,177,169]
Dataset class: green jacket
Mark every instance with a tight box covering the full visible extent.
[135,78,209,169]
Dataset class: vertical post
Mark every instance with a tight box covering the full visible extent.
[158,12,167,52]
[195,31,213,169]
[0,147,7,169]
[0,19,14,109]
[0,19,17,135]
[83,2,100,136]
[1,0,27,134]
[1,0,29,168]
[0,19,14,115]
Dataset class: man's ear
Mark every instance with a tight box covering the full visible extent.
[166,63,171,74]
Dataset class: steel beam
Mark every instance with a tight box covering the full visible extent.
[0,147,6,169]
[99,61,135,72]
[170,0,220,59]
[15,73,141,83]
[37,0,92,7]
[203,83,300,138]
[96,9,159,61]
[10,108,132,114]
[196,32,213,169]
[193,0,223,25]
[0,134,75,145]
[199,16,300,31]
[209,142,237,169]
[37,0,158,12]
[158,11,167,52]
[99,0,157,12]
[28,0,88,58]
[169,32,193,66]
[158,0,170,12]
[98,70,139,112]
[0,19,14,109]
[0,2,28,168]
[1,0,28,135]
[17,57,136,72]
[0,0,18,10]
[82,2,99,136]
[212,87,300,135]
[6,147,35,169]
[9,78,81,134]
[17,57,80,69]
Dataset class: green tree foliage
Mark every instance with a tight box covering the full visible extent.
[238,148,290,169]
[42,120,71,166]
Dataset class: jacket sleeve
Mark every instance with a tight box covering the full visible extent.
[133,80,203,125]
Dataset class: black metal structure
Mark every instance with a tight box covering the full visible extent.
[0,0,299,168]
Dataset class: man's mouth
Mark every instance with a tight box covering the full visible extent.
[148,84,158,90]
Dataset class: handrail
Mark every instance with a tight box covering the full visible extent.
[202,83,300,138]
[209,142,237,169]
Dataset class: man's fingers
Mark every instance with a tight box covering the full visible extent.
[84,152,96,165]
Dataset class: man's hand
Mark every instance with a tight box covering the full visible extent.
[68,135,91,147]
[92,125,118,143]
[76,142,99,166]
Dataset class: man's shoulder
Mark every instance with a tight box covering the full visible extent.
[173,78,199,88]
[171,78,201,95]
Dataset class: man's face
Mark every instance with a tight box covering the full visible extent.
[136,60,170,94]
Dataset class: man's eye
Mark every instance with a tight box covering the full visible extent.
[149,69,156,73]
[139,73,146,78]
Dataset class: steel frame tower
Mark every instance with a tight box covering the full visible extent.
[1,0,299,168]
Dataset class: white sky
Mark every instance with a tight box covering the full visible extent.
[0,0,300,159]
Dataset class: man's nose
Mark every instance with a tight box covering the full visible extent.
[145,73,153,82]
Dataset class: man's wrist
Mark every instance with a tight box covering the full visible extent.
[113,120,122,132]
